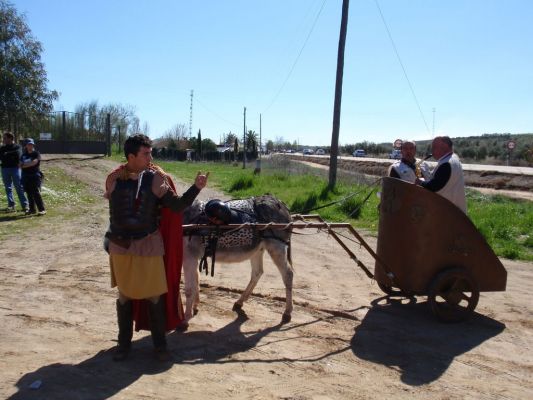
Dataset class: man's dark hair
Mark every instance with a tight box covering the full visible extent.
[3,132,14,141]
[124,134,152,159]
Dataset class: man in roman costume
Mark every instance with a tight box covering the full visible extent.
[105,134,208,361]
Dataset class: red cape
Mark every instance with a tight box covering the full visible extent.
[132,176,185,331]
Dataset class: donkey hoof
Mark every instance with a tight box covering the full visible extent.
[232,303,243,312]
[193,308,199,316]
[281,313,292,324]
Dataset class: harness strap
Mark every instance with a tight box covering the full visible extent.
[199,253,209,275]
[198,232,219,277]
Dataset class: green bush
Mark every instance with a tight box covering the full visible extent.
[229,176,254,192]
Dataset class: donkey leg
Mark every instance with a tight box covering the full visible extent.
[233,250,264,312]
[268,243,294,323]
[182,254,200,324]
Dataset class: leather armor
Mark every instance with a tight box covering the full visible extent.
[109,170,159,239]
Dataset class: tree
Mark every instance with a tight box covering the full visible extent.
[233,138,239,161]
[266,140,274,153]
[197,129,202,159]
[129,116,141,135]
[245,130,258,153]
[274,136,284,151]
[225,131,237,147]
[1,0,58,134]
[161,123,188,149]
[73,100,138,142]
[141,121,150,136]
[200,138,217,153]
[292,140,298,151]
[476,146,487,161]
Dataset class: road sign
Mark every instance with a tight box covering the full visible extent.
[507,140,516,151]
[393,139,403,149]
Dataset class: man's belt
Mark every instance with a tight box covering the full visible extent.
[104,228,159,250]
[104,232,132,249]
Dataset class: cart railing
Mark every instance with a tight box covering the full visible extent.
[183,214,395,281]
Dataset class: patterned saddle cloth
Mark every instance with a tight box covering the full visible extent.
[200,198,260,251]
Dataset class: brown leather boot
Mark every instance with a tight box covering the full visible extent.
[148,298,170,361]
[113,299,133,361]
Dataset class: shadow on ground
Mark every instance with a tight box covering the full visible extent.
[8,298,506,398]
[351,296,505,385]
[7,311,326,399]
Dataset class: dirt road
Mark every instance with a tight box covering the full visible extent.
[0,157,531,399]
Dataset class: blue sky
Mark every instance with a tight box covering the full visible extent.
[12,0,533,146]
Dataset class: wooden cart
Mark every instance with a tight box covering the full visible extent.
[183,177,507,322]
[373,177,507,322]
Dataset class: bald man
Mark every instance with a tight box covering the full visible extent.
[417,136,466,213]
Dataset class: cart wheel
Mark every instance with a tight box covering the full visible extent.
[377,281,405,296]
[428,267,479,322]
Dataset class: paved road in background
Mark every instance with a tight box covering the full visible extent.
[290,153,533,176]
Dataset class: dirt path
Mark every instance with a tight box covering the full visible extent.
[0,157,531,399]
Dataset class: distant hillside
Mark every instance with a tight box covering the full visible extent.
[370,133,532,166]
[279,133,533,166]
[409,133,533,166]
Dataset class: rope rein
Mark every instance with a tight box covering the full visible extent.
[294,177,381,215]
[186,181,385,282]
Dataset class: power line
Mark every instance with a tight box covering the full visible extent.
[262,0,327,114]
[374,0,431,135]
[195,96,240,128]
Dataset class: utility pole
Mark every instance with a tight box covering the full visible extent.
[243,107,247,169]
[189,90,194,138]
[328,0,350,188]
[255,113,262,174]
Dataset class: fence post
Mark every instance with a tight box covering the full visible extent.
[62,111,66,153]
[106,113,111,156]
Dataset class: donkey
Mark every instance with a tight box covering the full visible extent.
[181,194,294,326]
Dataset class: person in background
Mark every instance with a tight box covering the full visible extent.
[105,134,208,362]
[20,138,45,215]
[416,136,467,213]
[388,139,431,183]
[0,132,28,212]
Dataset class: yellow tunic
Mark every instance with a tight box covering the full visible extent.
[109,254,167,299]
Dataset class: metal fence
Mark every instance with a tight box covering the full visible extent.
[16,111,111,155]
[152,148,257,163]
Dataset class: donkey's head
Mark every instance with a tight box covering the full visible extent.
[183,199,206,225]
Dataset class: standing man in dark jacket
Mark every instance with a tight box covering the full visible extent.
[20,138,46,215]
[0,132,28,212]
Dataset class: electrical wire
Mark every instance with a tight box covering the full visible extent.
[374,0,431,135]
[190,1,326,130]
[262,0,328,114]
[195,95,241,128]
